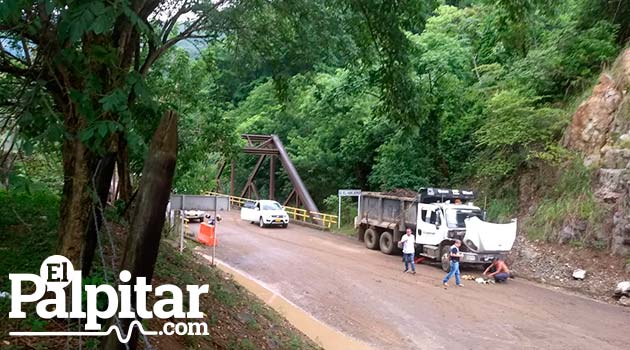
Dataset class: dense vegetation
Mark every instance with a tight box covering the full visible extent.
[166,0,627,219]
[3,1,629,219]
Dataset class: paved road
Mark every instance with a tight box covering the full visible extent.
[190,212,630,350]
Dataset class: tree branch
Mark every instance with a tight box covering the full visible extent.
[21,39,32,66]
[0,49,31,77]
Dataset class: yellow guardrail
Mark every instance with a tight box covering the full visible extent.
[207,191,338,228]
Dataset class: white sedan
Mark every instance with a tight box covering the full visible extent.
[240,200,289,228]
[184,210,205,222]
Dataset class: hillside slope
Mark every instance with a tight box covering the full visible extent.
[509,48,630,302]
[563,48,630,257]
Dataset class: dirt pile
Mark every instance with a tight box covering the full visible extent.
[382,188,418,197]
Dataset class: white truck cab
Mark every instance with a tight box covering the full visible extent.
[241,200,289,228]
[416,201,517,270]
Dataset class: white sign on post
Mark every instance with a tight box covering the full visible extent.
[338,189,362,229]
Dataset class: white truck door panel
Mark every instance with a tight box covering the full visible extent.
[416,205,443,246]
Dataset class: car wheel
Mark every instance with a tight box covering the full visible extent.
[441,245,451,272]
[364,228,379,250]
[259,217,265,228]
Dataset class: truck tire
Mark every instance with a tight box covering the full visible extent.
[364,228,379,250]
[441,245,451,272]
[379,231,395,255]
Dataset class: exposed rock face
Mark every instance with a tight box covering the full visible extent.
[564,49,630,256]
[563,74,622,165]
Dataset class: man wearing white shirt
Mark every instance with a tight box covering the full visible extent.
[399,227,416,274]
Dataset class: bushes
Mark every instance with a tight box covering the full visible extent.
[0,190,60,290]
[523,159,603,243]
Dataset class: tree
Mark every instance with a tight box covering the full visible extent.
[0,0,236,269]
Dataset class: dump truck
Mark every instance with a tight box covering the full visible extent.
[355,188,517,271]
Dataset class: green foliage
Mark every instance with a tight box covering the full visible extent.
[0,190,59,291]
[486,196,518,223]
[524,159,602,242]
[475,90,566,180]
[7,150,63,193]
[369,130,440,189]
[322,195,358,226]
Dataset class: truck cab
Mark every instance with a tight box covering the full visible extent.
[416,203,484,245]
[414,189,516,271]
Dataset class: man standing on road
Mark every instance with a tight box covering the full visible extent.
[442,239,463,287]
[483,256,511,282]
[399,228,416,274]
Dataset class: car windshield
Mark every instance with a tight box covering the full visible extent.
[262,202,282,210]
[445,208,483,228]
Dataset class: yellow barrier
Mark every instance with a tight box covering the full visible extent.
[206,191,338,228]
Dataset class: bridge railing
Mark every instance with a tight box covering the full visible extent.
[207,191,338,229]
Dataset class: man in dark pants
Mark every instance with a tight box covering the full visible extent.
[442,239,463,287]
[399,228,416,274]
[483,256,511,282]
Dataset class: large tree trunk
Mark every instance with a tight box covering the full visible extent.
[58,134,96,267]
[102,111,178,350]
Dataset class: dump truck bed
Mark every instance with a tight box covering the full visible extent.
[359,192,418,231]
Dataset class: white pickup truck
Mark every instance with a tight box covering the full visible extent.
[241,200,290,228]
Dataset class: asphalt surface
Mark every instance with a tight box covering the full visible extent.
[189,212,630,350]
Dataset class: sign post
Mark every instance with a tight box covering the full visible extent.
[338,189,362,229]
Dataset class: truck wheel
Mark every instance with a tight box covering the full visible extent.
[364,228,380,250]
[441,245,451,272]
[379,231,395,255]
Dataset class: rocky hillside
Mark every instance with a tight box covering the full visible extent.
[510,49,630,303]
[563,48,630,257]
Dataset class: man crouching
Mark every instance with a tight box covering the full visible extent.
[483,256,511,282]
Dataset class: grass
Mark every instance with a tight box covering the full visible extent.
[485,196,517,223]
[523,158,603,244]
[331,223,356,237]
[0,190,60,291]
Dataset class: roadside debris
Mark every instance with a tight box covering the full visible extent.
[572,269,586,280]
[614,281,630,297]
[475,277,495,284]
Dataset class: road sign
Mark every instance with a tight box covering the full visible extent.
[338,189,361,197]
[337,189,362,229]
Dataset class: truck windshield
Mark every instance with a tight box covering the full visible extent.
[445,209,483,228]
[262,202,282,210]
